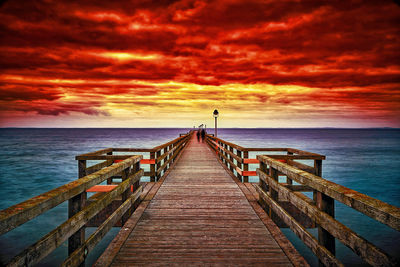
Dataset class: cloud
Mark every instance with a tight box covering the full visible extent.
[0,0,399,127]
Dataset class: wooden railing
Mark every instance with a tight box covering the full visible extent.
[205,134,325,182]
[0,132,192,267]
[205,134,400,267]
[76,131,192,182]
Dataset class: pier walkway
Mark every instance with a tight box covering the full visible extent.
[2,131,398,266]
[96,134,297,266]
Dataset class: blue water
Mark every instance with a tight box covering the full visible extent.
[0,128,399,266]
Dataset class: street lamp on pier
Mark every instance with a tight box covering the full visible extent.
[213,109,219,137]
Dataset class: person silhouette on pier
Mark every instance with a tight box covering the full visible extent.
[201,129,205,142]
[197,130,200,142]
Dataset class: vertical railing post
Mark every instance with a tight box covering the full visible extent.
[237,149,242,182]
[156,149,161,181]
[259,160,269,211]
[269,167,279,221]
[317,192,335,266]
[286,151,293,185]
[163,147,167,172]
[121,166,132,225]
[259,161,269,192]
[168,144,172,168]
[315,159,334,266]
[243,150,249,183]
[229,146,234,173]
[313,160,322,204]
[132,161,141,211]
[150,151,155,182]
[68,160,87,264]
[107,150,113,185]
[224,143,228,167]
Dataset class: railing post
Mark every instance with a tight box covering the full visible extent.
[163,147,168,172]
[259,161,269,192]
[224,143,228,167]
[317,192,335,266]
[269,167,279,221]
[236,149,242,182]
[107,151,113,185]
[132,161,141,210]
[121,166,132,225]
[259,161,269,211]
[68,160,87,264]
[156,149,161,181]
[286,151,293,185]
[313,160,322,204]
[243,150,249,183]
[229,146,234,173]
[150,151,155,182]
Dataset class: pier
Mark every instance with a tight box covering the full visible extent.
[0,131,399,266]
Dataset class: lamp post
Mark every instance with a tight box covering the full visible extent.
[213,109,219,137]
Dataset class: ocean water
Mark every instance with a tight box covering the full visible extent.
[0,128,399,266]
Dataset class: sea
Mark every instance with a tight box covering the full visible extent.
[0,128,399,266]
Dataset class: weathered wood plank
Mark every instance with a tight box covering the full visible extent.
[6,169,143,267]
[103,133,297,267]
[257,155,400,231]
[0,155,142,235]
[62,187,142,267]
[258,169,396,266]
[255,184,343,267]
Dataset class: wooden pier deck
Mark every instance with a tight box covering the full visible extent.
[97,134,299,266]
[2,131,398,267]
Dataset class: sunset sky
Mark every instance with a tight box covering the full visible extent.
[0,0,399,128]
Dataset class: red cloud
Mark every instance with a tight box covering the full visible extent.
[0,0,399,125]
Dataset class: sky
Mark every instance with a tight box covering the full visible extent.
[0,0,399,128]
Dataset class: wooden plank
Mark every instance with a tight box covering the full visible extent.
[94,136,189,267]
[243,158,259,164]
[0,155,142,235]
[243,183,310,267]
[257,155,400,231]
[62,187,142,267]
[86,160,113,175]
[111,148,154,152]
[255,184,343,267]
[105,133,295,267]
[6,169,143,267]
[258,169,396,266]
[140,159,155,164]
[75,148,113,158]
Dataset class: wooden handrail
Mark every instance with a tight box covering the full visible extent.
[0,156,142,235]
[256,155,399,266]
[257,155,400,231]
[205,134,325,182]
[256,169,394,266]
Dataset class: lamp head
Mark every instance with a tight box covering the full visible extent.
[213,109,219,118]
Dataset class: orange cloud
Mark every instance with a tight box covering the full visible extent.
[0,0,399,127]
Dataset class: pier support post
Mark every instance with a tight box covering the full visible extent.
[107,151,113,185]
[317,192,335,266]
[313,160,322,206]
[156,150,161,181]
[286,151,293,185]
[236,150,243,182]
[68,160,87,264]
[150,152,155,182]
[243,150,249,183]
[121,166,133,225]
[229,146,234,173]
[269,167,279,221]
